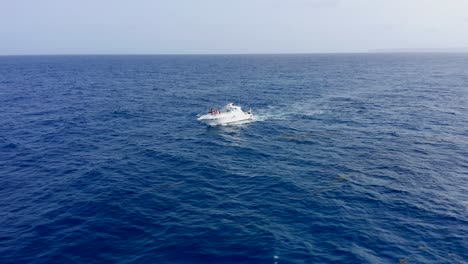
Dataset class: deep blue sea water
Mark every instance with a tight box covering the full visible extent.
[0,54,467,264]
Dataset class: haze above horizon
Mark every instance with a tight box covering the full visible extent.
[2,0,468,55]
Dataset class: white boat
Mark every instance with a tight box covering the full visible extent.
[197,103,253,126]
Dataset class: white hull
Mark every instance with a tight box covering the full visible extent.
[197,103,253,126]
[198,112,253,126]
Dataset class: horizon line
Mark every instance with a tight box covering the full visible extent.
[1,51,468,57]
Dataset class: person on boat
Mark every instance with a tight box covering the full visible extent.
[209,108,213,114]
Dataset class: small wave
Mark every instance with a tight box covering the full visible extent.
[254,101,324,121]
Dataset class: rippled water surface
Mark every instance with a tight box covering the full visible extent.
[1,54,467,263]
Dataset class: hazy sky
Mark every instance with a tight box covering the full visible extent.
[1,0,468,55]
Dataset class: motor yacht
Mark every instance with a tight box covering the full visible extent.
[197,103,253,126]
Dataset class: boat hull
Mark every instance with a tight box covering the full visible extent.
[197,112,253,126]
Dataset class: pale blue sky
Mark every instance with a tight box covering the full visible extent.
[1,0,468,55]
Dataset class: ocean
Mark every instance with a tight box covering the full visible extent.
[0,54,467,263]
